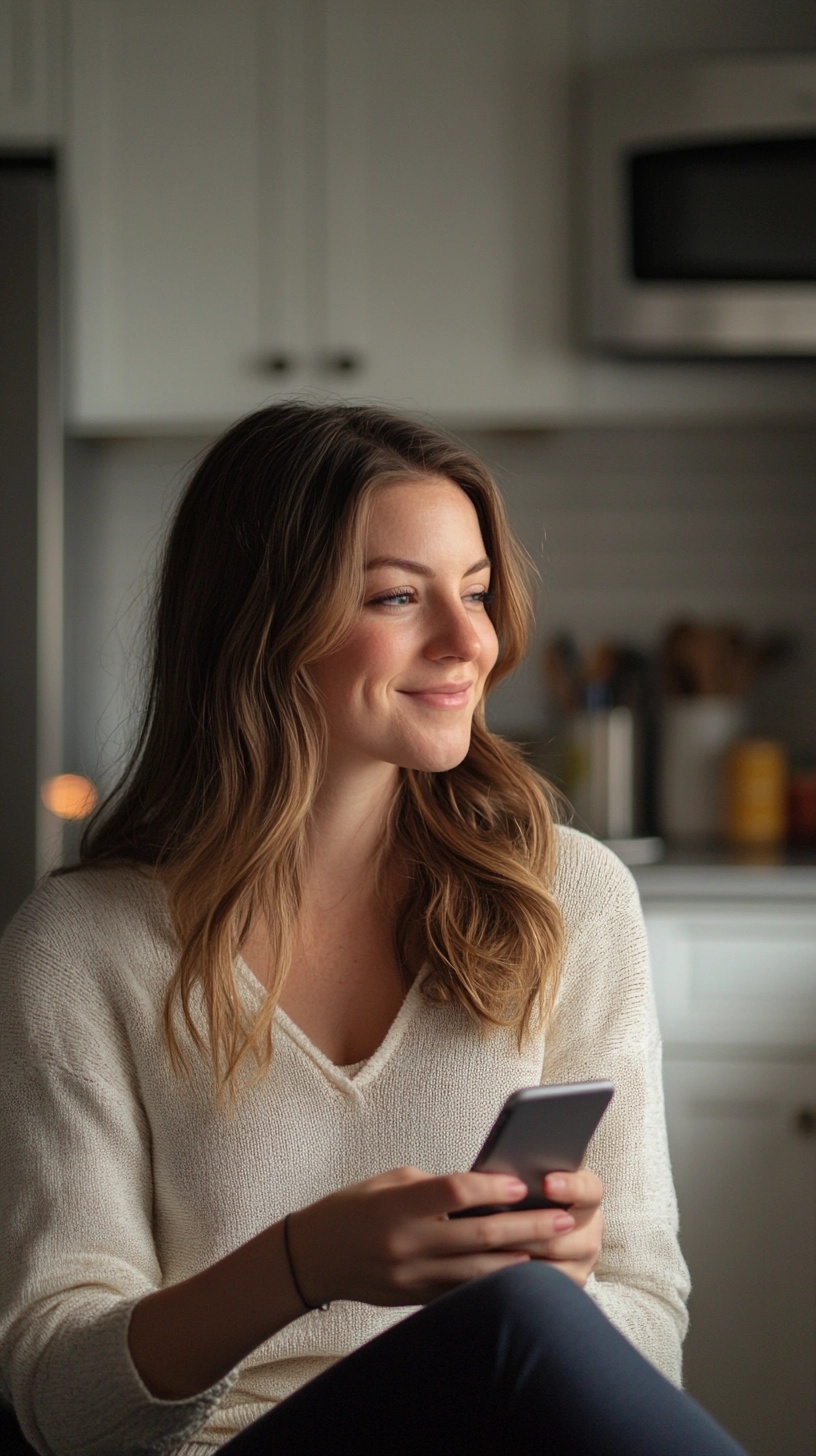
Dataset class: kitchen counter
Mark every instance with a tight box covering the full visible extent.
[627,842,816,900]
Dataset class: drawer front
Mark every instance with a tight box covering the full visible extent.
[644,904,816,1048]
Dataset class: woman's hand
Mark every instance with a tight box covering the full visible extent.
[525,1169,605,1288]
[285,1165,602,1310]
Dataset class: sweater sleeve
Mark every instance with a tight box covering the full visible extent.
[0,892,236,1456]
[544,833,690,1386]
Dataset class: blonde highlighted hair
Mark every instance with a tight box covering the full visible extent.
[81,402,564,1097]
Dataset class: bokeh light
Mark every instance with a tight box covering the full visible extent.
[40,773,98,820]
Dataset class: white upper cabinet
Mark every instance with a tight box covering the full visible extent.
[318,0,575,422]
[64,0,574,429]
[66,1,279,428]
[63,0,816,430]
[0,0,61,144]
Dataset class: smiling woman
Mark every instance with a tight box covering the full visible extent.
[0,403,747,1456]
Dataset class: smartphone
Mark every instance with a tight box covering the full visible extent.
[451,1080,614,1217]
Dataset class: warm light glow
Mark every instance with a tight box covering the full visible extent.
[40,773,98,820]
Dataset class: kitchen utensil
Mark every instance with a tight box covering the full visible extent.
[659,696,748,841]
[544,635,583,715]
[566,706,637,840]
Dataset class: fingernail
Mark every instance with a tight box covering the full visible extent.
[546,1175,567,1196]
[505,1178,528,1194]
[553,1213,574,1232]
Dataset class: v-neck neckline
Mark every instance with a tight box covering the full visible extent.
[234,954,426,1092]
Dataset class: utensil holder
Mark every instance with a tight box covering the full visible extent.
[659,697,747,841]
[565,707,637,840]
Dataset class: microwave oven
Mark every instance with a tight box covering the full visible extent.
[585,56,816,355]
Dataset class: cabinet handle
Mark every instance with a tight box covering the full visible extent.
[258,353,299,375]
[794,1107,816,1138]
[319,351,364,375]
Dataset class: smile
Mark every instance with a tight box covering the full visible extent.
[400,683,474,708]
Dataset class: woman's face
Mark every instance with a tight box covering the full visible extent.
[310,476,500,778]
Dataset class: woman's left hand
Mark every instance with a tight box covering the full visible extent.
[519,1169,604,1288]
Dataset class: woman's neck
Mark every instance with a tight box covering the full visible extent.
[305,762,399,899]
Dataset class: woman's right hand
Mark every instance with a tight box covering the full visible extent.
[285,1166,575,1308]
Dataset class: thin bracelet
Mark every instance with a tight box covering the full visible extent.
[283,1214,331,1312]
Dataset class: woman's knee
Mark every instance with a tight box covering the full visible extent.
[441,1260,587,1345]
[472,1259,581,1314]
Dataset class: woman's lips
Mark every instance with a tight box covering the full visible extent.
[400,682,474,708]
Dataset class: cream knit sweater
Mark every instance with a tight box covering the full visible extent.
[0,827,689,1456]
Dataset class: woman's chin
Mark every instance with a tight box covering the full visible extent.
[403,736,474,774]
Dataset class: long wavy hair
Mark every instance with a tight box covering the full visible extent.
[81,402,565,1097]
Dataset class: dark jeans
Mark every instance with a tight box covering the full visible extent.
[221,1263,750,1455]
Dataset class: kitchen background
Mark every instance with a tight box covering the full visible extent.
[3,1,816,1454]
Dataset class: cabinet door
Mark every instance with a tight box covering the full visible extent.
[319,0,574,421]
[65,0,312,429]
[663,1058,816,1456]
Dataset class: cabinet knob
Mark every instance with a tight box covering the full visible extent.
[258,353,299,375]
[319,351,364,375]
[794,1107,816,1138]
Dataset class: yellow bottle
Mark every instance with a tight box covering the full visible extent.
[725,739,788,846]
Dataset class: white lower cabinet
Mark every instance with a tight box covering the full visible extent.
[663,1057,816,1456]
[644,898,816,1456]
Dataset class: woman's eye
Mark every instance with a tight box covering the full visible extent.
[367,586,493,609]
[368,589,415,608]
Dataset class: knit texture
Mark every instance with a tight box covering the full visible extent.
[0,827,689,1455]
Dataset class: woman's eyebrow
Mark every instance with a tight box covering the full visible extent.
[365,555,490,576]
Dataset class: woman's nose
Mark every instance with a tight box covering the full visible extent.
[425,603,481,661]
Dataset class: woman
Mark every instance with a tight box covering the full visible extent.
[0,403,747,1455]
